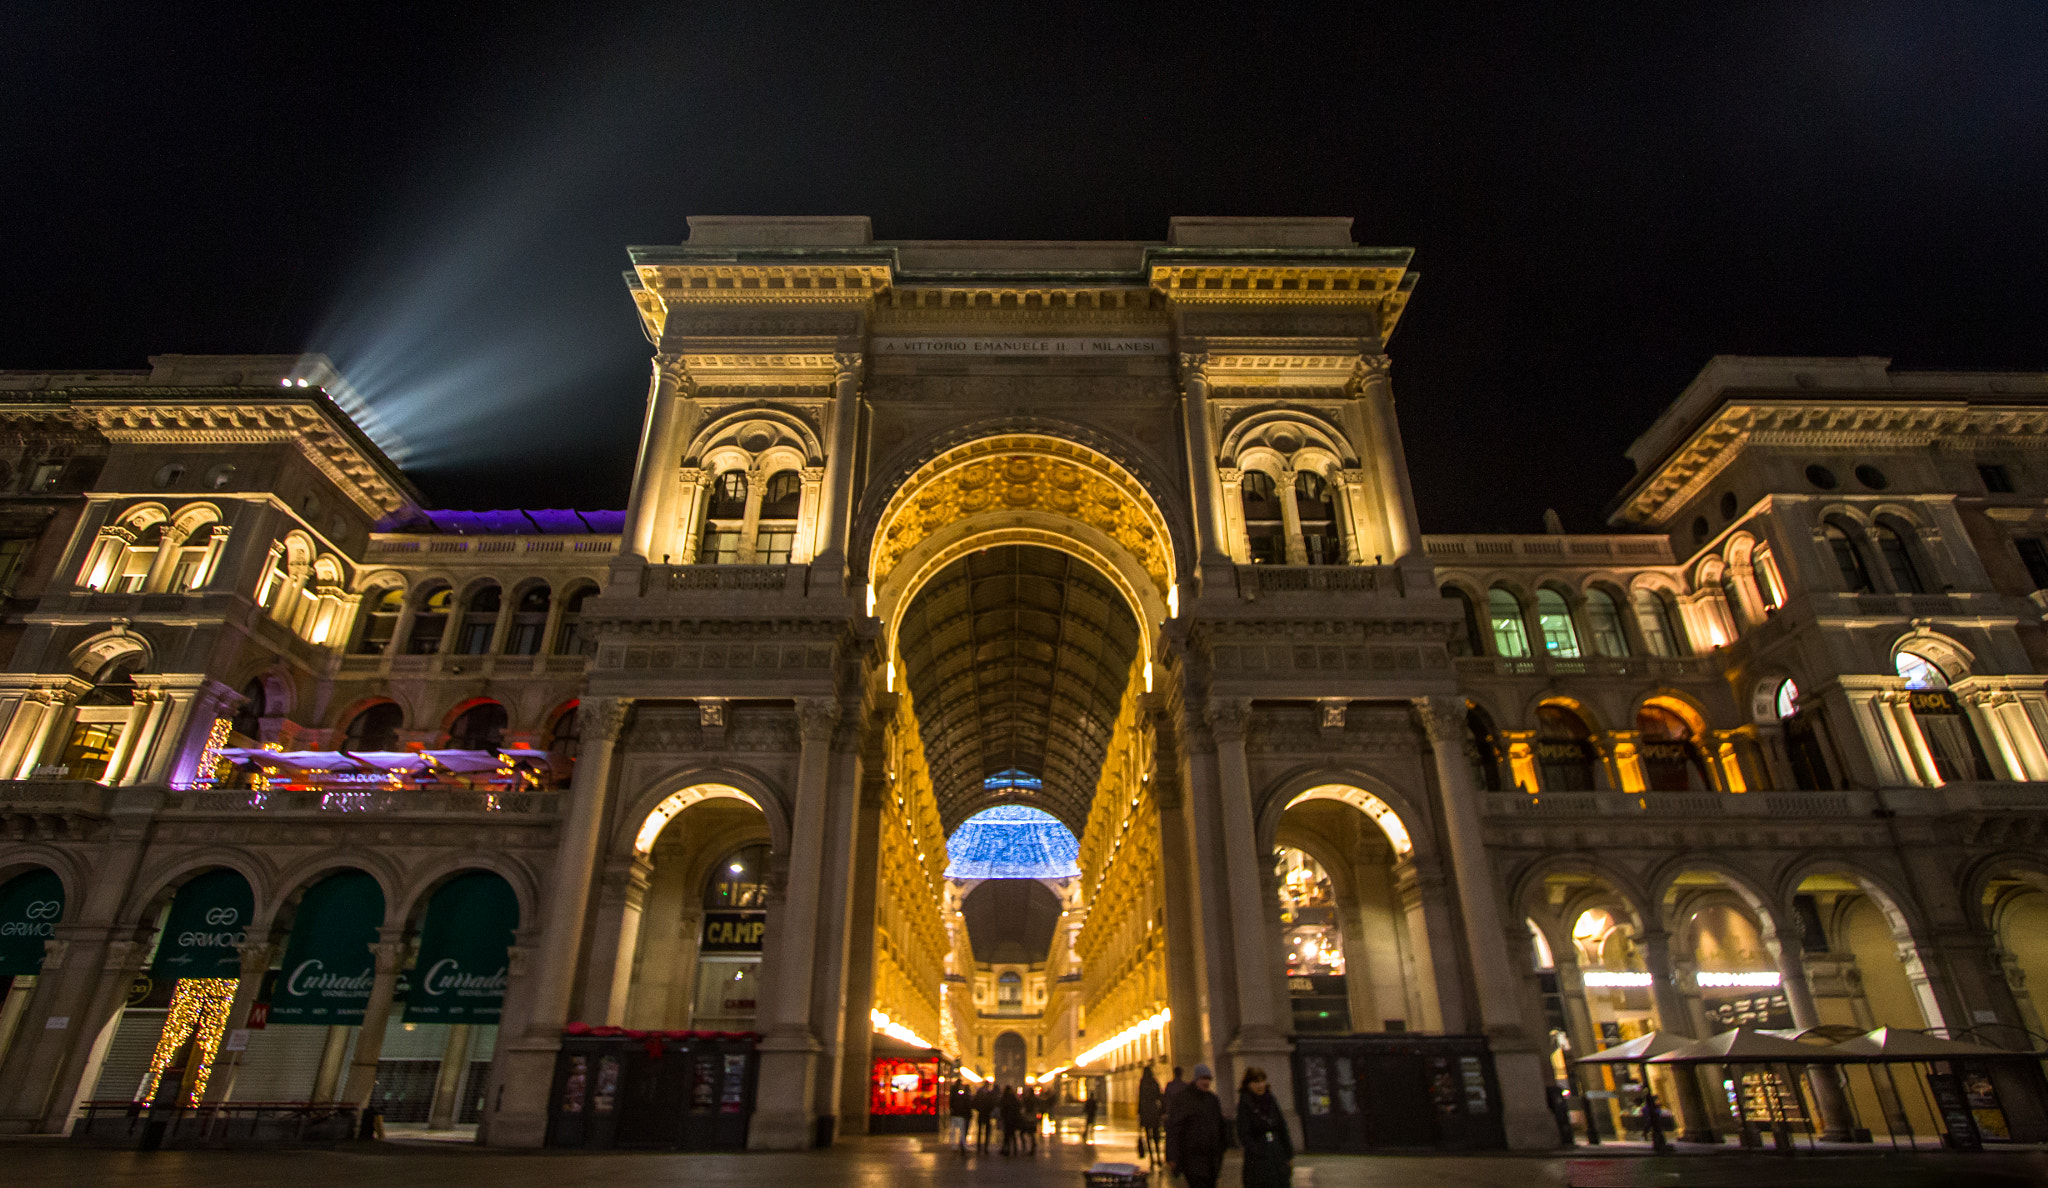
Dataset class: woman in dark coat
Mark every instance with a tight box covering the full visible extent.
[1235,1066,1293,1188]
[998,1085,1022,1154]
[1138,1065,1164,1162]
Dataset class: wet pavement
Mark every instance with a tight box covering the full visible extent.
[4,1121,2042,1188]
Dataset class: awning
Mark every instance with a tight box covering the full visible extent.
[150,868,253,980]
[1575,1030,1693,1064]
[404,872,518,1024]
[268,870,384,1024]
[1647,1026,1846,1064]
[0,868,63,976]
[1829,1026,2018,1061]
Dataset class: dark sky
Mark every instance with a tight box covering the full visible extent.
[3,3,2044,532]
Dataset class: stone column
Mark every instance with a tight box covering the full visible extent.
[750,698,838,1149]
[810,355,863,575]
[1178,354,1229,567]
[1636,929,1718,1143]
[481,696,629,1147]
[579,855,653,1025]
[836,782,884,1134]
[1277,468,1307,564]
[1766,933,1856,1140]
[341,932,410,1108]
[1417,696,1558,1147]
[427,1024,472,1130]
[141,523,193,593]
[203,939,280,1104]
[1393,858,1457,1032]
[622,356,689,561]
[1148,702,1210,1069]
[1354,355,1424,564]
[806,718,865,1143]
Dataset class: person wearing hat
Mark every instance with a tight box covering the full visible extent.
[1165,1063,1230,1188]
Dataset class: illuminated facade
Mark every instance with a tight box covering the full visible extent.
[3,220,2048,1150]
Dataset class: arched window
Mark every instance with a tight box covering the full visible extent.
[1584,588,1630,657]
[555,584,595,655]
[1442,586,1484,656]
[1776,678,1834,791]
[507,584,550,655]
[457,583,500,654]
[705,843,770,908]
[1753,547,1786,610]
[547,703,580,762]
[755,469,801,564]
[1241,471,1284,564]
[1468,705,1507,791]
[1536,588,1581,657]
[446,701,508,751]
[1825,523,1875,593]
[78,653,144,709]
[1637,704,1709,791]
[1295,471,1342,565]
[1632,589,1686,657]
[1488,588,1531,658]
[407,584,452,654]
[354,587,402,655]
[1875,523,1925,594]
[1896,649,1993,781]
[342,702,403,752]
[698,470,748,564]
[230,678,265,738]
[1717,565,1748,635]
[1534,704,1598,791]
[997,970,1022,1007]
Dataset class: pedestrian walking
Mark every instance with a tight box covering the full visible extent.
[973,1082,996,1152]
[1082,1086,1099,1140]
[1163,1064,1188,1112]
[998,1085,1022,1155]
[1234,1066,1293,1188]
[948,1079,972,1151]
[1020,1084,1038,1153]
[1138,1064,1165,1164]
[1165,1063,1229,1188]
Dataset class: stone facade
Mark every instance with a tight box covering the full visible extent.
[0,220,2045,1152]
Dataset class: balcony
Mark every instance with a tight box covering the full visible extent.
[1454,654,1711,680]
[1482,783,2048,821]
[163,788,560,816]
[1232,564,1402,601]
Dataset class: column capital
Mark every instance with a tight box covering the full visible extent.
[796,697,840,742]
[1415,694,1466,748]
[1205,697,1250,742]
[653,353,691,390]
[1177,351,1210,379]
[578,696,632,744]
[832,352,863,382]
[1351,353,1392,390]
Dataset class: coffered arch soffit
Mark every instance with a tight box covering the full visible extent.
[682,407,825,469]
[1218,408,1358,470]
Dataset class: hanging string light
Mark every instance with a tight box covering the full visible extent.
[137,977,238,1104]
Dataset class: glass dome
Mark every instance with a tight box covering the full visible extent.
[945,804,1079,879]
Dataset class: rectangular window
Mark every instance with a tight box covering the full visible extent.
[169,547,208,592]
[31,463,63,493]
[0,537,32,596]
[1302,527,1341,566]
[2016,538,2048,591]
[59,722,123,782]
[1979,463,2014,493]
[458,622,493,655]
[1246,524,1285,565]
[698,529,741,565]
[508,623,544,655]
[116,547,155,593]
[754,529,794,566]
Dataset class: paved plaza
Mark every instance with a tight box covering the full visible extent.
[4,1123,2042,1188]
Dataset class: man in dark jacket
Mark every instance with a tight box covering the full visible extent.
[973,1082,997,1152]
[1165,1064,1230,1188]
[1137,1064,1165,1163]
[949,1080,973,1151]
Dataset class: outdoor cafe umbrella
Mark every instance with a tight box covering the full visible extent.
[1649,1026,1847,1151]
[1829,1027,2012,1061]
[1575,1031,1695,1149]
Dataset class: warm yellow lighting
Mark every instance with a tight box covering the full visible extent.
[1076,1007,1169,1067]
[870,1007,935,1050]
[634,784,761,853]
[1284,786,1412,856]
[138,977,237,1104]
[1167,585,1179,618]
[866,582,877,617]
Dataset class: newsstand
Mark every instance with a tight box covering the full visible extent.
[547,1024,758,1150]
[1293,1034,1506,1152]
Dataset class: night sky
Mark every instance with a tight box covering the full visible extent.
[3,3,2043,532]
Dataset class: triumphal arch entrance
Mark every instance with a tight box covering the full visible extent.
[480,215,1555,1151]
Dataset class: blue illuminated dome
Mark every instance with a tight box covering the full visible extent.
[945,804,1079,879]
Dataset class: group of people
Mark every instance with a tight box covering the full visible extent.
[947,1080,1052,1155]
[943,1062,1294,1188]
[1138,1063,1294,1188]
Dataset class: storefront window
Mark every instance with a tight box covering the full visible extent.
[706,844,769,908]
[1277,847,1349,1033]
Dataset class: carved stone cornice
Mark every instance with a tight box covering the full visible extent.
[628,263,891,341]
[81,400,411,516]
